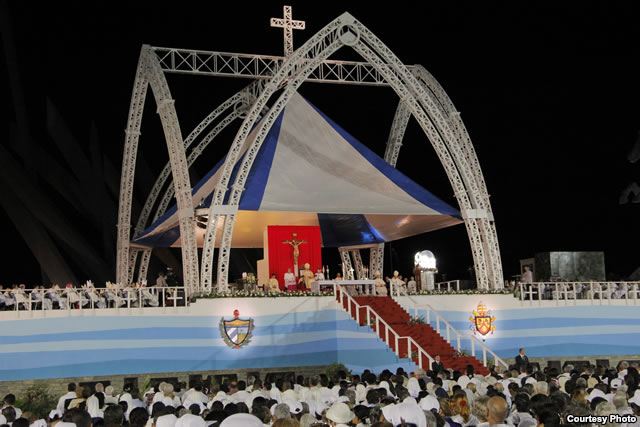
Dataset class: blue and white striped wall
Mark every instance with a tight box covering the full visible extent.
[0,297,414,381]
[396,295,640,359]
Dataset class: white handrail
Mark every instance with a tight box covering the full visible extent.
[435,280,461,292]
[391,284,509,370]
[0,286,186,311]
[336,285,434,370]
[517,281,640,306]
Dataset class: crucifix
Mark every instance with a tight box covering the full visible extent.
[282,232,306,276]
[270,5,305,57]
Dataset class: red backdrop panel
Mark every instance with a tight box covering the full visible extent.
[267,225,322,290]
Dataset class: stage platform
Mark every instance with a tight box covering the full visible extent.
[1,293,640,382]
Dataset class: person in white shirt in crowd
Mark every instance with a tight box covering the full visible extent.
[4,358,640,427]
[103,385,118,406]
[56,383,78,413]
[2,394,22,419]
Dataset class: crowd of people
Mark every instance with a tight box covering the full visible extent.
[0,279,183,311]
[2,358,639,427]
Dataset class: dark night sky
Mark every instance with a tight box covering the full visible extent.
[1,1,639,284]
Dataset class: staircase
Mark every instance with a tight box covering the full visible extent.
[355,295,489,375]
[335,286,492,375]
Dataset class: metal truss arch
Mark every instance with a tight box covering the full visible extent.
[119,12,504,292]
[132,82,263,284]
[116,45,199,293]
[199,13,502,290]
[199,14,351,291]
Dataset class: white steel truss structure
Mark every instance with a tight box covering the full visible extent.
[339,248,355,280]
[369,243,384,277]
[350,250,365,280]
[116,10,503,293]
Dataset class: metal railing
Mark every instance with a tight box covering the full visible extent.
[435,280,461,292]
[335,285,434,371]
[517,282,640,306]
[390,283,509,370]
[0,287,187,312]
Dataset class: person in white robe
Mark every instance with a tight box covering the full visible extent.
[105,282,125,308]
[141,284,159,307]
[31,287,53,310]
[156,273,168,287]
[315,269,325,281]
[14,285,28,310]
[614,282,628,299]
[47,285,67,309]
[64,283,80,308]
[2,288,16,310]
[374,272,387,296]
[267,275,280,293]
[389,271,405,296]
[0,289,7,309]
[283,268,297,292]
[407,276,417,293]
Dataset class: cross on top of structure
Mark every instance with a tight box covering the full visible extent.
[270,5,305,57]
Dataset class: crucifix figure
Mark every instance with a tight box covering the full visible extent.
[282,232,306,276]
[270,5,305,57]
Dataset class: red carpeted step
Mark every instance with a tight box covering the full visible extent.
[351,296,490,375]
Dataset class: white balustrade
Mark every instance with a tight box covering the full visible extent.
[517,281,640,306]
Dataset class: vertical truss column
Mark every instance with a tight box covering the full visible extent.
[116,51,149,286]
[339,248,355,280]
[137,249,152,283]
[128,248,140,283]
[369,243,384,276]
[384,100,411,167]
[377,100,411,281]
[144,48,199,294]
[350,250,365,279]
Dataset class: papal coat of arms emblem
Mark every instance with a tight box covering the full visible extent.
[219,309,254,349]
[469,302,496,336]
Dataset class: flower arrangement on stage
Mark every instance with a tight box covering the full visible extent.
[408,289,512,296]
[408,315,426,325]
[199,290,335,298]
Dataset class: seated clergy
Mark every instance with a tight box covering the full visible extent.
[284,268,297,291]
[374,272,387,296]
[268,274,280,293]
[298,263,314,291]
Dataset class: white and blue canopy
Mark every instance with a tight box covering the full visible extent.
[133,93,462,248]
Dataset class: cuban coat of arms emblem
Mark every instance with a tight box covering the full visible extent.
[219,309,254,349]
[469,302,496,336]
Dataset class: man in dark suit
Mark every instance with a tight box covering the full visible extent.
[432,354,445,374]
[515,347,529,371]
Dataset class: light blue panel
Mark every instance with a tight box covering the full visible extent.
[413,305,640,358]
[0,309,412,381]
